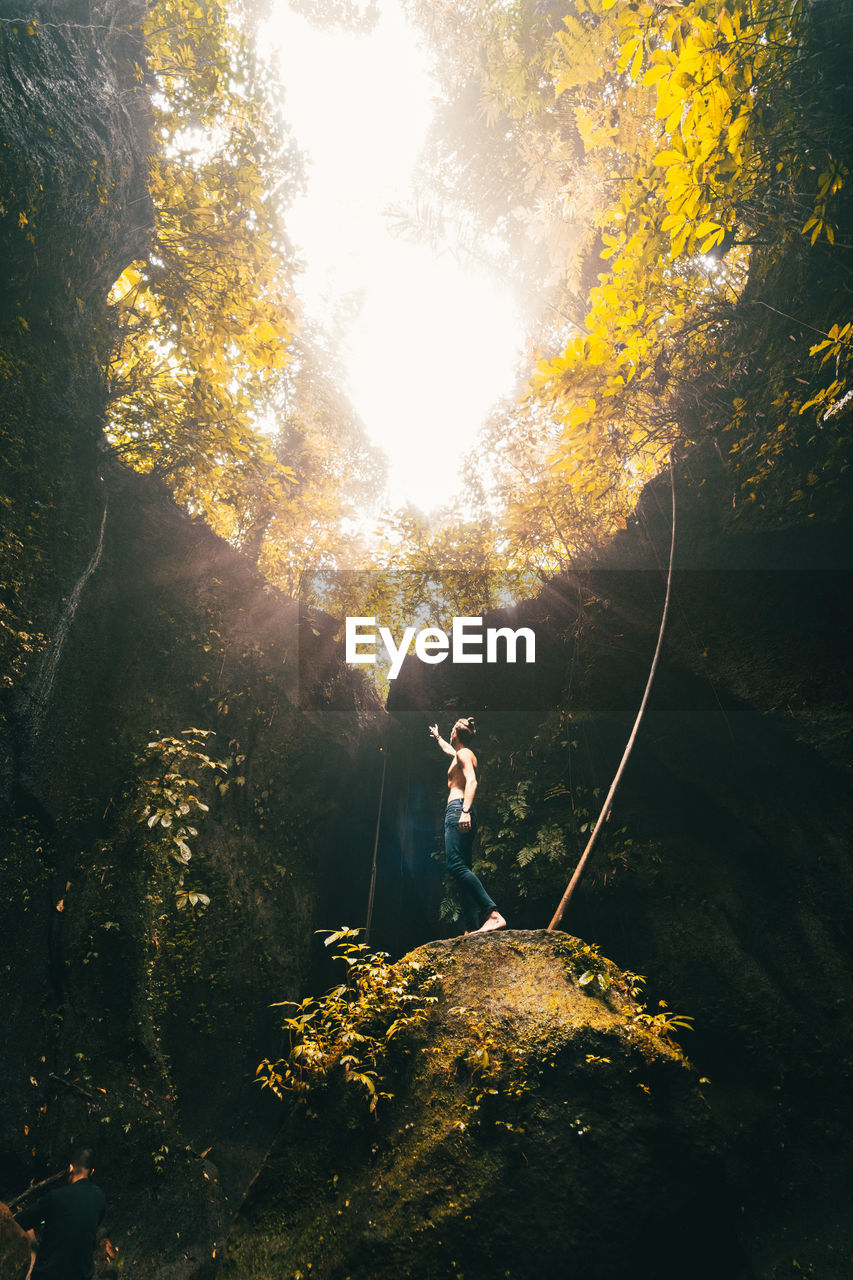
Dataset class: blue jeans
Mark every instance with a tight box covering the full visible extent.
[444,799,496,931]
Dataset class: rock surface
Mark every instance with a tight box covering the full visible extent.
[219,930,748,1280]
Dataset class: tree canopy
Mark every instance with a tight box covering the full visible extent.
[108,0,299,516]
[106,0,385,597]
[406,0,853,544]
[103,0,853,625]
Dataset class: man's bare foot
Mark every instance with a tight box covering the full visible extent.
[476,911,506,933]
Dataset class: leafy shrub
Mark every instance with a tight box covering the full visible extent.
[257,927,438,1114]
[135,728,227,910]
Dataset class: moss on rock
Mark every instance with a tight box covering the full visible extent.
[220,930,747,1280]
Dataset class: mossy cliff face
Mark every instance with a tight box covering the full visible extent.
[0,0,153,691]
[219,931,745,1280]
[0,7,386,1266]
[0,449,386,1274]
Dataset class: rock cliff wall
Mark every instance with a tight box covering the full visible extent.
[0,6,387,1270]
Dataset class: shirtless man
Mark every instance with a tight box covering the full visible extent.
[429,716,506,935]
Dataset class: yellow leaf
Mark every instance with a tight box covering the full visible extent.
[718,10,735,43]
[671,228,688,257]
[642,62,670,87]
[727,112,749,154]
[665,105,682,133]
[654,149,685,166]
[568,399,596,429]
[618,36,641,74]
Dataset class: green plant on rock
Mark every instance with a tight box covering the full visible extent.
[578,966,611,996]
[257,927,438,1115]
[553,935,613,996]
[135,728,227,911]
[446,1005,531,1135]
[632,1001,695,1046]
[619,968,648,1002]
[553,936,693,1048]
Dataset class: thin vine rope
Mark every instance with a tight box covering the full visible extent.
[365,747,386,945]
[547,455,677,932]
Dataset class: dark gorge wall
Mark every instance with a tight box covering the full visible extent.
[0,7,386,1273]
[2,450,385,1274]
[0,0,153,640]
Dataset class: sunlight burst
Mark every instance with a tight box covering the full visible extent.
[265,0,523,513]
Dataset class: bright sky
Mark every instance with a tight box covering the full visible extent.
[265,0,523,514]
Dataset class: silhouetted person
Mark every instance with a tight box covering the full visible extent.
[17,1148,105,1280]
[429,716,506,934]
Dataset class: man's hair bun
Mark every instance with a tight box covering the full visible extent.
[456,716,477,743]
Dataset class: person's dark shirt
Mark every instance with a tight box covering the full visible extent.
[17,1179,106,1280]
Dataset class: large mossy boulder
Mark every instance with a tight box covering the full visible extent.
[219,930,749,1279]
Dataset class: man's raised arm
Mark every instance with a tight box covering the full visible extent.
[429,724,456,757]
